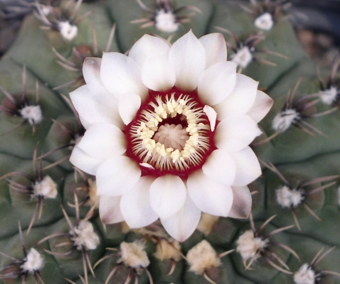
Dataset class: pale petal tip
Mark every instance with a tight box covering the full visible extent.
[229,186,252,219]
[84,56,101,68]
[203,105,217,131]
[100,215,112,224]
[139,163,155,169]
[248,90,274,123]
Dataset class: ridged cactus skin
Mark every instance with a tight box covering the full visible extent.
[1,0,340,283]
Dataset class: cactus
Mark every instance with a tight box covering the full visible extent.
[1,0,340,283]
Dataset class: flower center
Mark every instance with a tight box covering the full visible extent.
[125,87,214,177]
[153,123,189,150]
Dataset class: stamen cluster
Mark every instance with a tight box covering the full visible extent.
[127,90,212,176]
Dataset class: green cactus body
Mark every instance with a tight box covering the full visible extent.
[1,0,340,283]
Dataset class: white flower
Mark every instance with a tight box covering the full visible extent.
[69,31,273,241]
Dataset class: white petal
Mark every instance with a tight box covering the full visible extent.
[198,61,237,106]
[100,52,147,100]
[99,195,125,224]
[83,57,102,85]
[203,105,217,131]
[120,177,158,228]
[69,146,101,175]
[215,115,262,152]
[141,55,175,91]
[160,195,201,242]
[228,186,252,219]
[70,84,123,129]
[199,33,227,69]
[229,147,261,186]
[140,163,154,170]
[202,149,236,186]
[77,124,126,159]
[169,30,206,91]
[96,156,141,196]
[129,34,171,67]
[149,175,186,219]
[247,90,274,122]
[118,93,141,125]
[187,170,233,217]
[214,74,259,120]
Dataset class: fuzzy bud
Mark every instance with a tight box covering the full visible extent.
[58,21,78,40]
[154,239,181,261]
[319,87,338,105]
[231,46,253,68]
[20,105,43,125]
[21,248,44,273]
[155,10,178,33]
[87,179,100,208]
[33,175,58,199]
[70,220,100,250]
[40,5,53,16]
[197,213,219,235]
[294,264,315,284]
[276,185,304,208]
[186,240,221,275]
[236,230,268,261]
[118,241,150,269]
[254,13,274,30]
[272,109,300,132]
